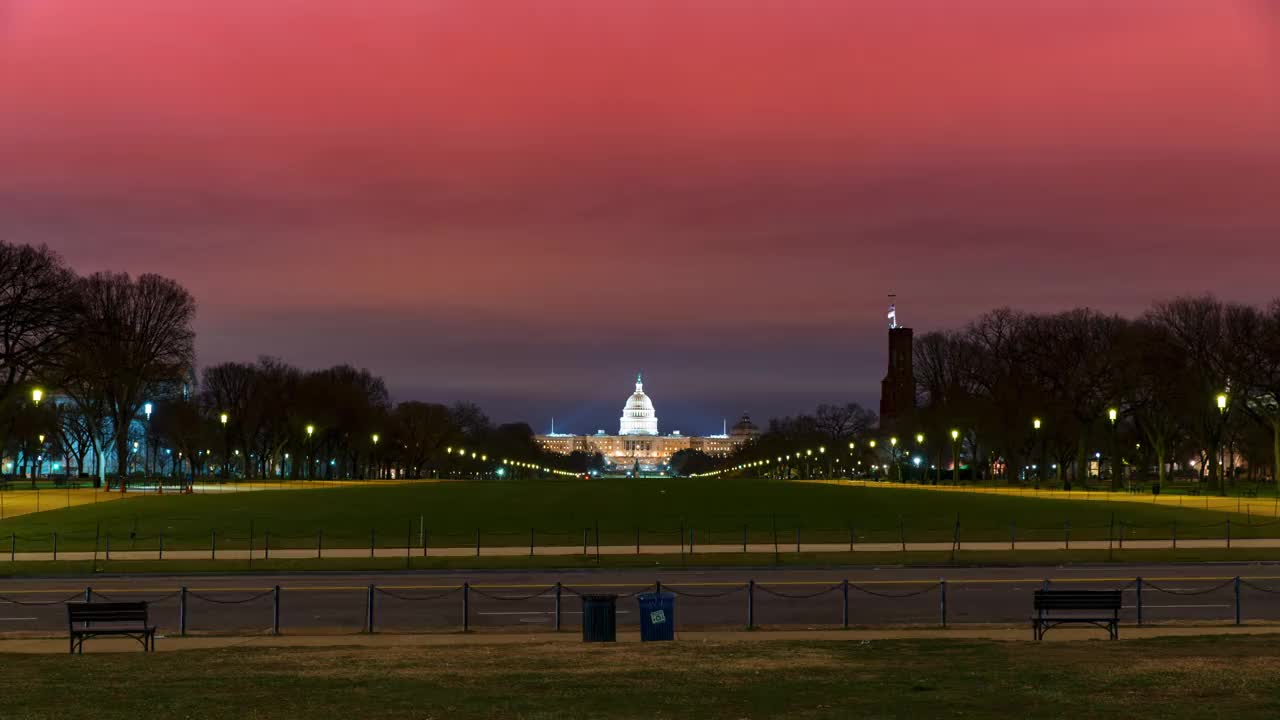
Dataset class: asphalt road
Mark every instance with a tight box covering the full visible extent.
[4,563,1280,636]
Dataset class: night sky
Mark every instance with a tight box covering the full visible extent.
[2,1,1278,434]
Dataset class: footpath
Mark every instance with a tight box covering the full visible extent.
[9,537,1280,562]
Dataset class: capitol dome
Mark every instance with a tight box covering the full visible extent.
[619,373,659,436]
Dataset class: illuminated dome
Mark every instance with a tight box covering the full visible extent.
[619,373,659,436]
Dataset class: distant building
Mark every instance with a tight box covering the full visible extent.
[536,374,759,472]
[879,302,916,432]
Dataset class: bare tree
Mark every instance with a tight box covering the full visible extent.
[0,242,76,459]
[73,273,196,491]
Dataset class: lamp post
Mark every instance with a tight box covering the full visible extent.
[305,424,315,481]
[1216,392,1229,492]
[890,437,900,482]
[914,433,924,482]
[950,429,960,485]
[144,403,153,482]
[1107,407,1119,490]
[1032,418,1042,488]
[26,389,43,483]
[370,433,380,481]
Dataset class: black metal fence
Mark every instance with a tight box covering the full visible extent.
[3,576,1280,636]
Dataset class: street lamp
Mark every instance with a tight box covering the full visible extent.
[950,429,960,485]
[1108,408,1118,425]
[1217,393,1228,413]
[305,424,315,480]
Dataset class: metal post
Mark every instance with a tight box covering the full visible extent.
[476,529,481,558]
[52,531,57,561]
[366,584,375,633]
[463,582,470,632]
[84,586,92,629]
[848,526,854,552]
[1227,519,1231,549]
[104,534,109,561]
[273,585,280,635]
[899,516,906,552]
[423,527,428,557]
[656,580,662,595]
[370,529,376,559]
[582,528,588,556]
[555,582,562,631]
[940,580,948,627]
[179,586,187,636]
[159,532,164,560]
[795,527,800,553]
[8,532,13,562]
[1119,521,1124,550]
[264,531,270,560]
[1172,522,1177,549]
[1064,521,1070,550]
[1010,521,1016,550]
[1136,577,1143,626]
[317,529,323,559]
[842,579,849,628]
[211,529,216,560]
[1235,576,1241,625]
[530,528,535,557]
[748,579,755,629]
[746,525,750,553]
[635,526,640,555]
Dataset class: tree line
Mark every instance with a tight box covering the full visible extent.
[724,298,1280,493]
[0,242,559,488]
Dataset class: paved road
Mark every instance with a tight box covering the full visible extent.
[4,563,1280,636]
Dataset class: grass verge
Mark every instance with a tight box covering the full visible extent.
[8,635,1280,719]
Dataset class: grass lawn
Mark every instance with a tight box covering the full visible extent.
[8,635,1280,719]
[0,478,1275,555]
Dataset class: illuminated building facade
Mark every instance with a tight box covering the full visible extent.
[536,374,760,472]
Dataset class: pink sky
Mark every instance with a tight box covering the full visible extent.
[2,1,1278,430]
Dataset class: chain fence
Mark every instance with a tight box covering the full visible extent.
[5,576,1280,636]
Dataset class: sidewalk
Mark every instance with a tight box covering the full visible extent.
[6,624,1280,653]
[11,537,1280,562]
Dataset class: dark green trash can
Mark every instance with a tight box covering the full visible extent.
[582,594,617,642]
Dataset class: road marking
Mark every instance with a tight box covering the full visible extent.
[0,617,36,621]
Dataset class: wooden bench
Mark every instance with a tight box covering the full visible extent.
[1032,590,1121,640]
[67,602,156,654]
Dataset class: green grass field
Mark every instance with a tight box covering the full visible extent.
[0,478,1273,555]
[8,635,1280,719]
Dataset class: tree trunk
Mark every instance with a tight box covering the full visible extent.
[1272,420,1280,486]
[114,424,130,493]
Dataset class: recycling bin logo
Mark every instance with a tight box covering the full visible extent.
[649,609,667,625]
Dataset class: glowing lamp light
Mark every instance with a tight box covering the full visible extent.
[869,440,877,448]
[306,425,315,437]
[1108,408,1118,424]
[144,402,153,418]
[220,413,229,425]
[912,457,922,467]
[915,433,924,444]
[1217,393,1228,411]
[890,437,898,447]
[372,433,380,444]
[950,429,960,441]
[31,388,43,405]
[1033,418,1042,430]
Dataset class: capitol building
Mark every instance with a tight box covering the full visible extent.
[536,373,761,472]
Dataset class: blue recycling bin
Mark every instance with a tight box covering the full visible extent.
[637,592,676,641]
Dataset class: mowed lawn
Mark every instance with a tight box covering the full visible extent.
[8,636,1280,719]
[0,478,1271,552]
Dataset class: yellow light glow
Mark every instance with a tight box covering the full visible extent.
[220,413,228,425]
[1033,418,1042,430]
[1217,393,1228,411]
[31,388,43,405]
[915,433,924,444]
[1108,408,1118,423]
[950,429,959,440]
